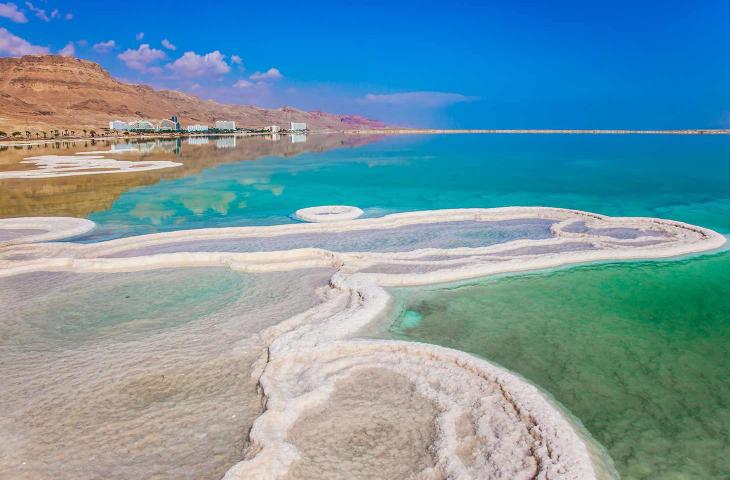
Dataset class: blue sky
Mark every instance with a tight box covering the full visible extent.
[1,0,730,128]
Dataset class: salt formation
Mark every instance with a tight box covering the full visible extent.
[0,154,180,179]
[0,207,724,480]
[295,205,364,222]
[0,217,94,246]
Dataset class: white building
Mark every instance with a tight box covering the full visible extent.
[157,119,178,131]
[215,120,236,131]
[129,120,155,131]
[290,122,307,131]
[109,120,130,131]
[187,124,209,132]
[269,125,281,133]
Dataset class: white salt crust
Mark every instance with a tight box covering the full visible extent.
[0,217,95,247]
[0,207,725,480]
[295,206,364,222]
[0,154,181,179]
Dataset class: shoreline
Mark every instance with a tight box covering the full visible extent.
[2,128,730,147]
[348,128,730,135]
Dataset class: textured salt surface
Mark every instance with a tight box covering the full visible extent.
[284,368,439,480]
[0,207,724,480]
[0,268,333,480]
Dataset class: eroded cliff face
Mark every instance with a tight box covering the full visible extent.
[0,55,386,132]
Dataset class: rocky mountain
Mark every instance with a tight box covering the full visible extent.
[0,55,386,133]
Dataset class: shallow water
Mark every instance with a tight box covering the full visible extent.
[0,267,333,480]
[390,251,730,479]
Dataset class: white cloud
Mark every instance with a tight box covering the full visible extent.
[24,1,47,21]
[0,27,48,55]
[167,50,231,78]
[231,54,242,65]
[233,79,253,88]
[0,2,27,23]
[93,39,116,53]
[50,8,59,19]
[135,32,144,41]
[362,91,475,108]
[249,67,282,81]
[117,43,166,72]
[58,41,74,57]
[161,38,176,51]
[65,12,72,20]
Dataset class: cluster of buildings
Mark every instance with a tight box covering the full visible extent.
[108,117,308,135]
[108,116,238,133]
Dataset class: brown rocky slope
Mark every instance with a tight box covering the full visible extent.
[0,55,386,133]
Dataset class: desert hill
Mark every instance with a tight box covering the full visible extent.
[0,55,386,133]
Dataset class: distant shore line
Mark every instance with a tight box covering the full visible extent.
[349,128,730,135]
[2,128,729,147]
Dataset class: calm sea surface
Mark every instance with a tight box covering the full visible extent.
[2,133,729,478]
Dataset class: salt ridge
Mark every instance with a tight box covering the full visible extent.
[0,207,725,479]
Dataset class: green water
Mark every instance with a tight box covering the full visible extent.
[391,251,730,479]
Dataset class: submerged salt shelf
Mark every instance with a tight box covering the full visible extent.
[0,206,725,480]
[0,154,181,179]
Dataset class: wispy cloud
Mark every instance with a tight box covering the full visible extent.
[117,43,166,72]
[161,38,176,51]
[58,41,74,56]
[93,39,116,53]
[0,2,27,23]
[231,54,243,65]
[233,79,253,88]
[135,32,144,41]
[250,67,282,81]
[23,2,69,22]
[0,26,48,55]
[362,91,476,108]
[167,50,231,78]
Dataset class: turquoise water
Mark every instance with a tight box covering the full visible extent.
[391,253,730,479]
[3,134,730,477]
[84,134,730,239]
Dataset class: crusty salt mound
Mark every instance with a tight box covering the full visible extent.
[295,205,364,222]
[0,207,724,480]
[0,154,180,179]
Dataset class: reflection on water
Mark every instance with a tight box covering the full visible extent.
[0,134,382,219]
[4,134,730,240]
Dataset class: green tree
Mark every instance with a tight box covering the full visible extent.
[11,131,22,137]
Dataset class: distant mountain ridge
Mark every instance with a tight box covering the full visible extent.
[0,55,387,132]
